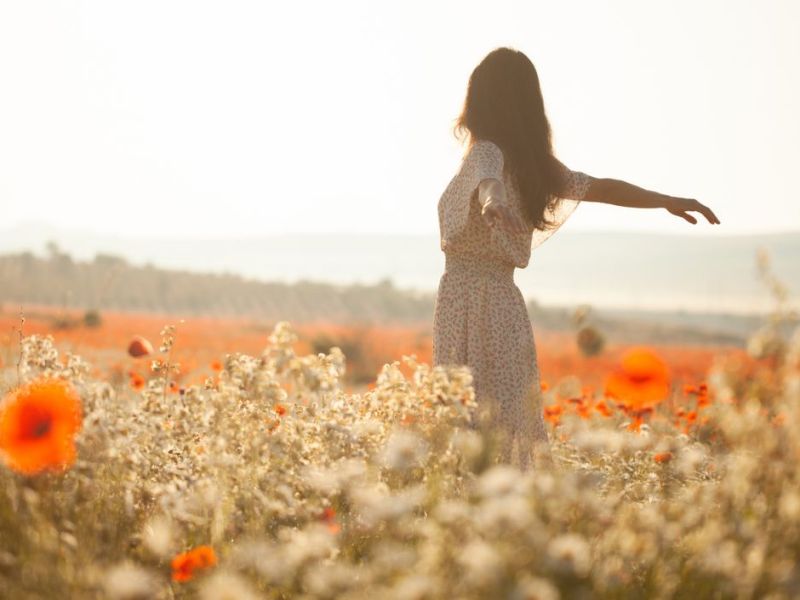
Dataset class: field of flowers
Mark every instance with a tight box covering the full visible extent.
[0,305,735,390]
[1,302,799,598]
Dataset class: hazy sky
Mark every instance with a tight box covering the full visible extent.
[1,0,798,238]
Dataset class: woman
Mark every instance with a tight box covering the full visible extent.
[433,47,720,471]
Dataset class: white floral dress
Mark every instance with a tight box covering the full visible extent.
[433,139,593,470]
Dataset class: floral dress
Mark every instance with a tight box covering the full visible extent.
[433,139,593,470]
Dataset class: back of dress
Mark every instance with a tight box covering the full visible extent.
[437,139,594,268]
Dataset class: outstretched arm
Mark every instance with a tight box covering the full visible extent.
[582,177,721,225]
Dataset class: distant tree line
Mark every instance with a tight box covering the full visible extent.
[0,245,443,323]
[1,245,757,345]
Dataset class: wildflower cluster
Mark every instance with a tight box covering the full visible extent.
[0,316,799,598]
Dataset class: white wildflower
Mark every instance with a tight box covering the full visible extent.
[510,574,560,600]
[351,484,426,526]
[547,533,591,577]
[457,539,503,587]
[433,499,472,526]
[103,562,156,600]
[390,574,439,600]
[675,444,709,477]
[371,540,418,572]
[475,494,534,533]
[141,514,174,558]
[282,523,338,570]
[378,429,429,471]
[475,464,531,499]
[779,490,800,520]
[199,572,260,600]
[303,561,361,597]
[451,429,484,462]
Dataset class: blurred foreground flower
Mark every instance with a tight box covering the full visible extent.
[103,562,156,600]
[171,545,218,582]
[0,377,82,475]
[605,347,670,411]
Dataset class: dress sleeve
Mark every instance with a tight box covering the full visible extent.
[439,140,506,250]
[530,158,594,251]
[468,140,505,208]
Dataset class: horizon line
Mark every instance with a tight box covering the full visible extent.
[4,221,800,241]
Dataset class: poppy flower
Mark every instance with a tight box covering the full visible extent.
[684,382,711,408]
[653,451,673,463]
[171,545,217,582]
[320,506,341,534]
[129,371,145,391]
[604,347,670,411]
[627,414,644,432]
[128,336,154,358]
[543,404,563,426]
[0,377,82,475]
[594,400,613,418]
[210,360,223,372]
[575,400,592,420]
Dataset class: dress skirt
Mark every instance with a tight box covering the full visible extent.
[432,251,550,470]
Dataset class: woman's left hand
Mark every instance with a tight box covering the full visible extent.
[665,196,721,225]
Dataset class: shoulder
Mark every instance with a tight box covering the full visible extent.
[551,156,593,200]
[469,139,504,162]
[462,139,505,175]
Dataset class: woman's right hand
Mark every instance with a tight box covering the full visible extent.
[482,198,529,234]
[478,177,529,234]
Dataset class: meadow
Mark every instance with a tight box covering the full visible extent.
[0,297,798,598]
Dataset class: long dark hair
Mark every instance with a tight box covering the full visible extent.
[455,47,564,231]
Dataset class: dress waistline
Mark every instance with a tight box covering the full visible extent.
[444,252,515,279]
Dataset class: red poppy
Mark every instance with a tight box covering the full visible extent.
[0,378,82,475]
[320,506,341,534]
[128,336,154,358]
[653,451,673,463]
[605,347,670,411]
[593,400,613,417]
[543,404,563,426]
[129,371,145,391]
[171,545,217,582]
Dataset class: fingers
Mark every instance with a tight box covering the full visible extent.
[699,204,721,225]
[689,199,720,225]
[672,210,697,224]
[485,205,526,234]
[671,198,720,226]
[484,203,531,234]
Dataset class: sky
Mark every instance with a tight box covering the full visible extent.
[1,0,799,239]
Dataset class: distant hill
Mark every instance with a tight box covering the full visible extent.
[0,248,767,347]
[3,226,797,346]
[2,223,798,314]
[0,250,433,324]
